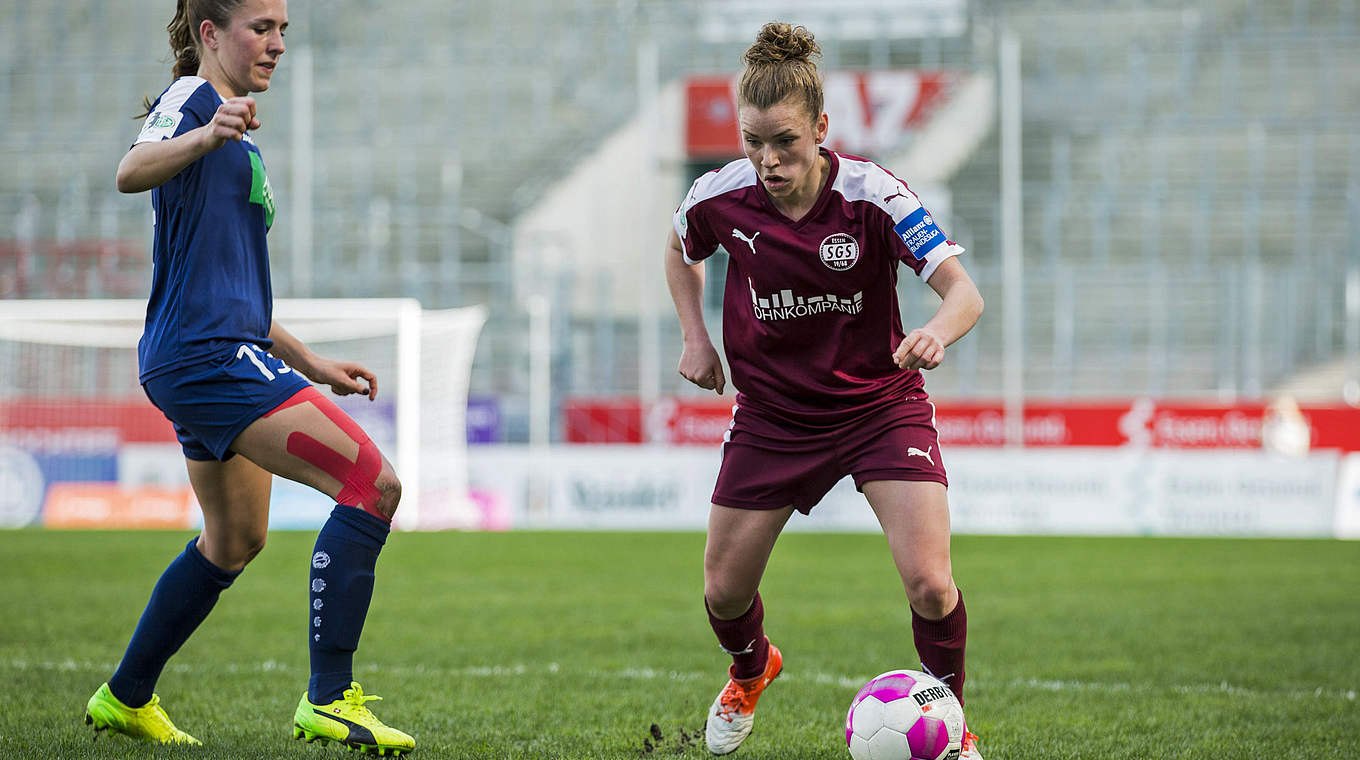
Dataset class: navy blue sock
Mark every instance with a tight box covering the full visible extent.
[308,505,390,704]
[108,537,240,707]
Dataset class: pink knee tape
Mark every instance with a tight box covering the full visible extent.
[265,387,388,520]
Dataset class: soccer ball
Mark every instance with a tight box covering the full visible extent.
[845,670,965,760]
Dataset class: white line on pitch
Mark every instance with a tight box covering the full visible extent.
[8,659,1356,702]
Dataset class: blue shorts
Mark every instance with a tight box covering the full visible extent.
[142,343,313,461]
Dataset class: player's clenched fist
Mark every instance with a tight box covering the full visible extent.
[679,339,727,395]
[202,97,260,149]
[893,328,945,371]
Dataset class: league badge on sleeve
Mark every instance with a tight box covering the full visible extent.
[894,208,946,261]
[137,110,182,142]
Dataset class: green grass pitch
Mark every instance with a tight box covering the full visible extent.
[2,530,1356,759]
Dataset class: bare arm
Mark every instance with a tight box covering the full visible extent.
[116,97,260,193]
[664,228,726,394]
[893,256,985,371]
[268,321,379,400]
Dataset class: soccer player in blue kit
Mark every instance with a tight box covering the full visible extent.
[82,1,414,754]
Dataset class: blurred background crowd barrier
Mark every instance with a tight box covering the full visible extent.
[3,0,1358,535]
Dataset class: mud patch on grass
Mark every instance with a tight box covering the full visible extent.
[639,723,703,755]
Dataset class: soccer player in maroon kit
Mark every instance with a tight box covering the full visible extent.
[664,23,986,758]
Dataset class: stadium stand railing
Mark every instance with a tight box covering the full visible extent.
[3,0,1357,440]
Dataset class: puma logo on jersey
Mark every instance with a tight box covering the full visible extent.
[884,190,909,204]
[732,228,760,255]
[907,445,934,465]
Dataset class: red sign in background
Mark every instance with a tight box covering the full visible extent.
[686,70,954,159]
[563,397,1360,451]
[0,397,174,448]
[0,397,187,528]
[4,396,1356,529]
[6,396,1356,451]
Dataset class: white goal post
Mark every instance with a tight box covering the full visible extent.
[0,299,486,531]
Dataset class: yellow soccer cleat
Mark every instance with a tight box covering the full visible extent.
[293,681,416,756]
[84,682,202,745]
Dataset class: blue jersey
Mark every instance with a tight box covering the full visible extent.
[133,76,278,382]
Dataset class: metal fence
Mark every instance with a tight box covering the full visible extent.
[3,0,1357,441]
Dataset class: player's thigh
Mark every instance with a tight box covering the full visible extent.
[186,454,274,571]
[229,387,397,512]
[861,480,954,600]
[704,503,795,615]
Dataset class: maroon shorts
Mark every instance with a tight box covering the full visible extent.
[711,393,948,514]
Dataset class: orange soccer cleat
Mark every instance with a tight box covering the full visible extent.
[704,639,783,755]
[960,727,985,760]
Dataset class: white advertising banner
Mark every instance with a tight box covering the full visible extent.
[469,446,1343,537]
[1335,453,1360,540]
[945,449,1339,537]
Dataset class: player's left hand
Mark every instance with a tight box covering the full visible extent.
[893,329,945,371]
[310,358,378,400]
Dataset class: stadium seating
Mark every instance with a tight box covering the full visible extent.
[2,0,1356,422]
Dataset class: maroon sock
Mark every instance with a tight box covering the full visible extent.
[911,588,968,705]
[706,592,771,680]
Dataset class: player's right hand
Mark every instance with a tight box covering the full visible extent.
[679,340,726,395]
[202,97,259,149]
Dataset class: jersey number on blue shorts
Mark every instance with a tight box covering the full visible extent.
[236,343,293,381]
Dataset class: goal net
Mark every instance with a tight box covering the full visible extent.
[0,299,486,531]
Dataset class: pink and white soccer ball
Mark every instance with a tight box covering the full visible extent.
[845,670,965,760]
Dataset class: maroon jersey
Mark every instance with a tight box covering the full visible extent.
[673,149,964,431]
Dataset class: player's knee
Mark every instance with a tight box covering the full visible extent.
[238,530,268,566]
[202,529,267,572]
[372,470,401,521]
[905,571,955,619]
[704,584,754,620]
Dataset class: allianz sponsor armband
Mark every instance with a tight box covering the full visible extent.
[893,207,947,261]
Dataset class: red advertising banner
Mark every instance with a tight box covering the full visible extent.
[686,70,954,159]
[930,401,1276,448]
[0,397,174,448]
[5,395,1356,451]
[661,399,737,446]
[562,398,644,444]
[563,396,1360,451]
